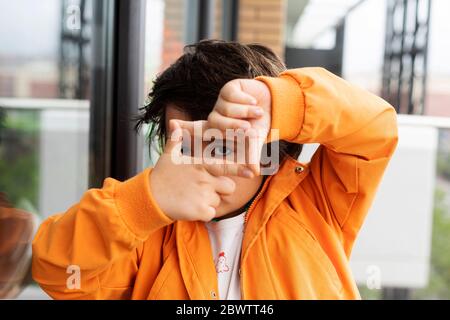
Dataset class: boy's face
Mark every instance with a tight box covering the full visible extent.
[165,105,264,218]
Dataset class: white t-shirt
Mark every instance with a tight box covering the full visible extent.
[205,211,245,300]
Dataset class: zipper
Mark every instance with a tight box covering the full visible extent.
[239,175,272,299]
[243,178,269,230]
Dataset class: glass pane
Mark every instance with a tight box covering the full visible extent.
[141,0,190,168]
[0,0,92,299]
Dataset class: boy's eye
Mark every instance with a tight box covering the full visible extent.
[181,145,191,156]
[212,145,232,157]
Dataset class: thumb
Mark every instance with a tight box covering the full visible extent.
[164,119,183,155]
[176,119,208,138]
[222,79,258,105]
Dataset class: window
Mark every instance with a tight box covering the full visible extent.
[0,0,92,299]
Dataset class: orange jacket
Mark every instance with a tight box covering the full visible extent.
[32,68,398,300]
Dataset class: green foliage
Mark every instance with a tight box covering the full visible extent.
[358,285,382,300]
[0,108,5,142]
[0,110,39,213]
[413,188,450,299]
[437,152,450,181]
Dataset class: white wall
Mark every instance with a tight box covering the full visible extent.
[39,109,89,217]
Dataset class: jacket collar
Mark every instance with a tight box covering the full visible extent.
[175,156,309,299]
[241,157,309,264]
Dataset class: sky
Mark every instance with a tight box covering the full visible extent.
[0,0,60,58]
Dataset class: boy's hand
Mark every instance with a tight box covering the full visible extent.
[179,79,272,177]
[210,80,271,177]
[150,120,236,222]
[208,79,271,133]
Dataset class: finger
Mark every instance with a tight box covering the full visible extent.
[215,100,264,119]
[221,80,257,105]
[199,205,216,222]
[208,191,221,208]
[164,119,183,155]
[211,176,236,195]
[175,120,208,158]
[246,129,265,176]
[208,111,251,131]
[202,159,254,179]
[176,119,208,136]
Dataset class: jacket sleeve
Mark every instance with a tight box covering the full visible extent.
[257,68,398,254]
[32,168,173,299]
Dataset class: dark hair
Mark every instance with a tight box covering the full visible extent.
[135,39,302,163]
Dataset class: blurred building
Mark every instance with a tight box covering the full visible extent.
[160,0,286,71]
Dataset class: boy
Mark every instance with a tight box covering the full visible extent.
[32,40,398,299]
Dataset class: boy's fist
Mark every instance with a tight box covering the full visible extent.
[208,79,271,176]
[150,120,236,222]
[208,79,271,131]
[176,79,272,178]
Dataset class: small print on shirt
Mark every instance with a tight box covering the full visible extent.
[205,211,245,300]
